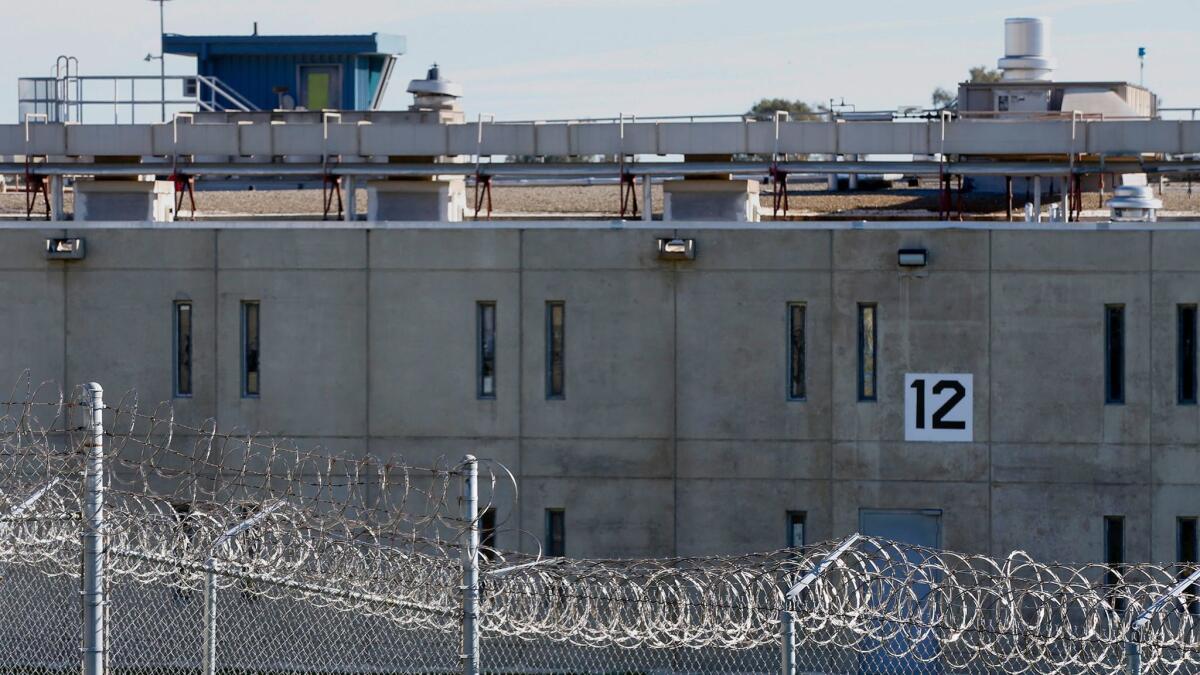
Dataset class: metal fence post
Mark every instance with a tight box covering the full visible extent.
[461,455,480,675]
[81,383,105,675]
[203,567,217,675]
[780,610,796,675]
[1123,563,1200,675]
[202,500,285,675]
[1126,638,1141,675]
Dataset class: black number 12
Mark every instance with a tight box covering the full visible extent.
[911,379,966,430]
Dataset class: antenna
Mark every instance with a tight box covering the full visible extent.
[1138,46,1146,87]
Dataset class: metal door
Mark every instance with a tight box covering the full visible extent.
[299,65,339,111]
[858,509,943,674]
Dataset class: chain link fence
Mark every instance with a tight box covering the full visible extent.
[1,379,1199,674]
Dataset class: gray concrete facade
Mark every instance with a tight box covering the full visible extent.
[1,220,1198,564]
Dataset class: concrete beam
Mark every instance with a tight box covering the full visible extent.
[0,119,1191,159]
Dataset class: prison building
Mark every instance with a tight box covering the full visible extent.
[3,221,1199,564]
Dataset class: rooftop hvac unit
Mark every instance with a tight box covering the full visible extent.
[1108,185,1162,222]
[998,18,1056,81]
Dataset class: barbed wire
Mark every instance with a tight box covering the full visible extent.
[480,541,1200,672]
[1,377,1199,673]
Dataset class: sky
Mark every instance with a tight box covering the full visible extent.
[2,0,1197,123]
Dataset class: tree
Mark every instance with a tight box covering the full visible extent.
[967,66,1003,83]
[746,98,823,121]
[930,65,1004,109]
[931,87,956,109]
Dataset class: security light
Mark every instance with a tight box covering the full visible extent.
[897,248,927,267]
[657,238,696,261]
[45,238,85,260]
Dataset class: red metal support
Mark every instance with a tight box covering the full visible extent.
[938,167,951,221]
[1068,173,1081,221]
[170,172,197,221]
[769,165,789,220]
[619,171,639,219]
[23,158,50,221]
[473,173,492,221]
[322,174,343,221]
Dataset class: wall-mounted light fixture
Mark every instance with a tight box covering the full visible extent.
[657,237,696,261]
[45,238,85,260]
[897,248,927,267]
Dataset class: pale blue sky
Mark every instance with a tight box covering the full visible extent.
[2,0,1196,123]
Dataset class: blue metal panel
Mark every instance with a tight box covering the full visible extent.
[164,33,404,111]
[163,33,405,57]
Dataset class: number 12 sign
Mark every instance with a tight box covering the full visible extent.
[904,374,973,442]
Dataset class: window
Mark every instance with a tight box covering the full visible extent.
[1180,305,1198,405]
[787,511,806,548]
[788,304,806,400]
[173,301,192,398]
[858,304,877,401]
[546,301,565,399]
[1105,305,1124,404]
[479,507,497,555]
[1179,517,1199,616]
[1104,515,1126,611]
[241,301,260,398]
[478,302,496,399]
[545,509,565,557]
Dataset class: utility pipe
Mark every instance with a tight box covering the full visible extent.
[3,160,1190,179]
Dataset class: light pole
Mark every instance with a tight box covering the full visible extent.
[147,0,172,122]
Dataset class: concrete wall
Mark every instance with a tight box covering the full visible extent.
[1,221,1198,564]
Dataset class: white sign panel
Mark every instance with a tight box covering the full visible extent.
[904,374,973,442]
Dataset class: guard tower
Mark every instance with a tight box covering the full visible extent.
[163,32,406,111]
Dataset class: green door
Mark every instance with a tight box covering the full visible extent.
[300,66,338,110]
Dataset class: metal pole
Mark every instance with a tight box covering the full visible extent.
[81,383,105,675]
[200,500,285,675]
[1033,176,1042,222]
[50,176,64,220]
[159,0,166,123]
[202,566,216,675]
[461,455,480,675]
[1061,175,1070,222]
[780,610,796,675]
[1126,638,1141,675]
[343,176,356,222]
[642,175,652,222]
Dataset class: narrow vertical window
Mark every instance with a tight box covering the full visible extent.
[1104,515,1126,611]
[173,301,192,398]
[1105,305,1125,404]
[545,508,565,557]
[787,511,806,548]
[1179,305,1197,404]
[1179,517,1199,616]
[477,302,496,399]
[788,303,806,400]
[241,301,260,398]
[858,303,877,401]
[546,301,565,399]
[479,507,497,555]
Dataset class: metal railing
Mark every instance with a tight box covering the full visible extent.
[17,74,258,124]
